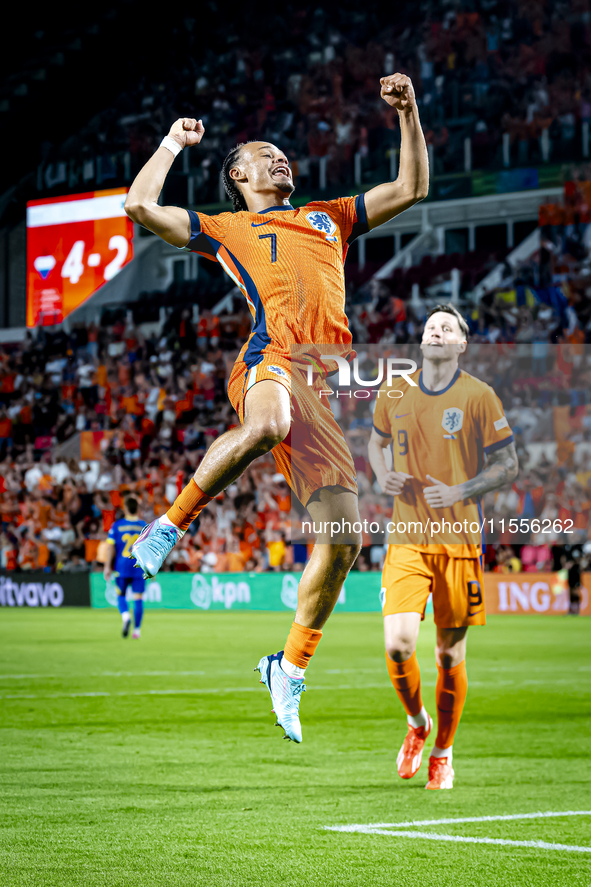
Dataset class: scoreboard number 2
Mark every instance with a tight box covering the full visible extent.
[104,235,130,280]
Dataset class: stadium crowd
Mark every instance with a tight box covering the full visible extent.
[7,31,591,577]
[0,241,589,575]
[36,0,591,199]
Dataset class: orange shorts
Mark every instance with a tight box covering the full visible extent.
[381,545,486,628]
[227,352,357,506]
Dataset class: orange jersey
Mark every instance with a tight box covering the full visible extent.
[373,367,514,556]
[187,197,368,366]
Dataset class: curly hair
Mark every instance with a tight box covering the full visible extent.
[221,142,257,212]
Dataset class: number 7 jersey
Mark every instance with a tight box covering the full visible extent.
[373,367,514,556]
[186,197,368,367]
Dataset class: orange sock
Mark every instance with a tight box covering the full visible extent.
[435,660,468,749]
[166,479,213,532]
[385,651,423,717]
[283,622,323,669]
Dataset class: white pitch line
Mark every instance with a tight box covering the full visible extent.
[327,810,591,830]
[339,827,591,854]
[0,670,207,680]
[0,687,260,700]
[326,811,591,854]
[0,682,403,701]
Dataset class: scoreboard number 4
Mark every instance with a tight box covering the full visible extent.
[61,240,85,284]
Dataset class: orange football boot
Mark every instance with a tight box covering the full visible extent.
[396,714,433,779]
[425,754,455,790]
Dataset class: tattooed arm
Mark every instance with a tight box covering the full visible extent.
[423,441,519,509]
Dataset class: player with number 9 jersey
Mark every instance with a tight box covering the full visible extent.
[368,305,519,790]
[372,362,514,559]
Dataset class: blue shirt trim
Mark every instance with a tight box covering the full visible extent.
[477,499,486,555]
[419,367,461,396]
[373,424,392,438]
[188,208,201,237]
[226,250,270,367]
[484,434,514,454]
[186,210,220,258]
[347,194,369,244]
[257,204,295,214]
[185,219,269,366]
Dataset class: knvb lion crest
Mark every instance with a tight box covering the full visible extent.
[442,407,464,433]
[268,365,288,378]
[306,211,337,238]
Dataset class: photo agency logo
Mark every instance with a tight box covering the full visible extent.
[306,355,418,397]
[290,342,591,549]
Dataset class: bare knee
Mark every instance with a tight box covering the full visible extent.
[386,634,417,663]
[246,414,290,452]
[315,541,361,576]
[435,629,467,669]
[436,648,462,669]
[332,542,362,572]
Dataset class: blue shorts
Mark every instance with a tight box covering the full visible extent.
[116,575,145,596]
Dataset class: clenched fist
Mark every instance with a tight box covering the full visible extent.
[423,475,462,509]
[380,74,416,112]
[380,471,413,496]
[168,117,206,149]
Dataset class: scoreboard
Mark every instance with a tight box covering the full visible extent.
[26,188,133,327]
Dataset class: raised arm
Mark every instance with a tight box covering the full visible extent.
[124,118,205,248]
[364,74,429,230]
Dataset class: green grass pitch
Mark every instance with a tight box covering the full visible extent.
[0,608,590,887]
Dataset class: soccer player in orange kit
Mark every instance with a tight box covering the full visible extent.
[124,73,429,743]
[368,304,519,787]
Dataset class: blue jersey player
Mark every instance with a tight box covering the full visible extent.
[104,497,147,638]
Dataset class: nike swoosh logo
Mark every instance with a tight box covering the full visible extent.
[251,220,272,227]
[395,413,410,418]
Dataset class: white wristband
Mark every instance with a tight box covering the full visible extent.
[160,136,183,157]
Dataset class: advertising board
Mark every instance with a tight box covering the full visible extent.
[0,572,91,607]
[91,571,590,616]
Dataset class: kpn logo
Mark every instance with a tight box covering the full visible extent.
[190,574,251,610]
[306,356,418,397]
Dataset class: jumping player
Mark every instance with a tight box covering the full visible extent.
[368,305,518,788]
[103,497,147,639]
[124,74,429,742]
